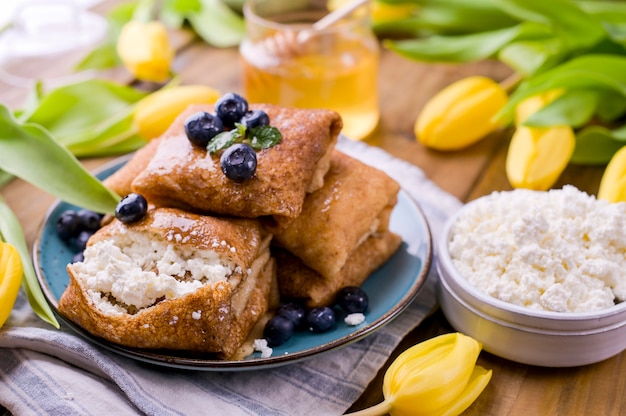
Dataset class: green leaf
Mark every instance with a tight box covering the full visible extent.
[0,171,13,188]
[497,54,626,123]
[523,89,599,128]
[208,129,240,153]
[570,124,626,165]
[0,104,120,214]
[24,79,147,152]
[0,195,59,328]
[384,21,549,62]
[247,126,282,149]
[498,37,566,76]
[493,0,606,50]
[186,0,245,48]
[381,0,518,36]
[75,43,120,72]
[596,89,626,122]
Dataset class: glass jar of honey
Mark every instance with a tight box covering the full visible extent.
[240,0,380,140]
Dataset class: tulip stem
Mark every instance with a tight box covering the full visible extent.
[344,399,393,416]
[500,72,523,93]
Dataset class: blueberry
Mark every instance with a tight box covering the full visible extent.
[76,209,102,232]
[74,230,93,251]
[115,193,148,224]
[56,210,80,241]
[71,251,84,263]
[220,143,257,182]
[263,315,294,347]
[306,306,336,333]
[276,302,306,330]
[184,111,224,148]
[215,93,248,127]
[336,286,369,314]
[240,110,270,129]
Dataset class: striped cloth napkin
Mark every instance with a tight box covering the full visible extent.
[0,138,462,416]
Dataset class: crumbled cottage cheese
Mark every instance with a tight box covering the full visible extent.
[344,313,365,326]
[70,231,233,315]
[253,338,273,358]
[448,185,626,312]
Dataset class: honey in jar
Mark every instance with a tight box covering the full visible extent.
[240,0,380,140]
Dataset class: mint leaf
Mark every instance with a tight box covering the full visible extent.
[207,123,282,153]
[207,129,241,153]
[247,126,282,149]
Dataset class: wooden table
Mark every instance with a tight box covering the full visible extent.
[1,2,625,415]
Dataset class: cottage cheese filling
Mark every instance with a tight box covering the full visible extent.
[448,185,626,312]
[70,232,234,315]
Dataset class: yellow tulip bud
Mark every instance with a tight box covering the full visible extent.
[133,85,221,139]
[0,242,23,328]
[347,333,492,416]
[506,125,575,191]
[371,2,417,24]
[598,145,626,203]
[415,76,508,151]
[506,91,574,190]
[117,20,175,83]
[515,89,564,125]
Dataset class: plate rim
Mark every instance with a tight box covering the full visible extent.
[33,156,433,371]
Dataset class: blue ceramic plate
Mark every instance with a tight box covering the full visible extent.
[34,158,432,371]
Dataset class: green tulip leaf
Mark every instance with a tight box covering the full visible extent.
[384,21,549,63]
[498,38,566,76]
[497,54,626,123]
[493,0,606,50]
[384,0,518,36]
[0,196,59,328]
[570,125,626,165]
[23,79,147,156]
[523,89,599,128]
[0,171,13,188]
[596,90,626,123]
[0,104,120,214]
[187,0,244,48]
[75,43,121,72]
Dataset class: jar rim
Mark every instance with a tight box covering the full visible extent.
[242,0,368,33]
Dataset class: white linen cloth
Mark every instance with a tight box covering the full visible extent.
[0,138,462,416]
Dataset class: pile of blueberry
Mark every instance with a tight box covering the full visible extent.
[56,209,104,262]
[263,286,369,347]
[184,92,280,183]
[56,193,149,262]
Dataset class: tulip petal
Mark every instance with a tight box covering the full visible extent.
[506,125,575,190]
[598,145,626,202]
[0,242,23,327]
[437,366,493,416]
[415,77,507,151]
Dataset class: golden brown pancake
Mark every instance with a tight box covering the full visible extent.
[274,231,402,308]
[58,208,274,359]
[273,150,400,278]
[129,104,342,230]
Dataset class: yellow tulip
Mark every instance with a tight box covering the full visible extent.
[514,89,564,125]
[506,90,574,191]
[506,125,575,190]
[371,1,417,24]
[598,145,626,203]
[0,242,23,328]
[415,76,508,151]
[347,333,492,416]
[327,1,416,24]
[133,85,221,139]
[117,20,174,83]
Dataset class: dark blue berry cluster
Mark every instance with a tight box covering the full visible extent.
[56,209,104,263]
[184,93,274,183]
[262,286,370,348]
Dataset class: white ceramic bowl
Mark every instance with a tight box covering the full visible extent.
[437,200,626,368]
